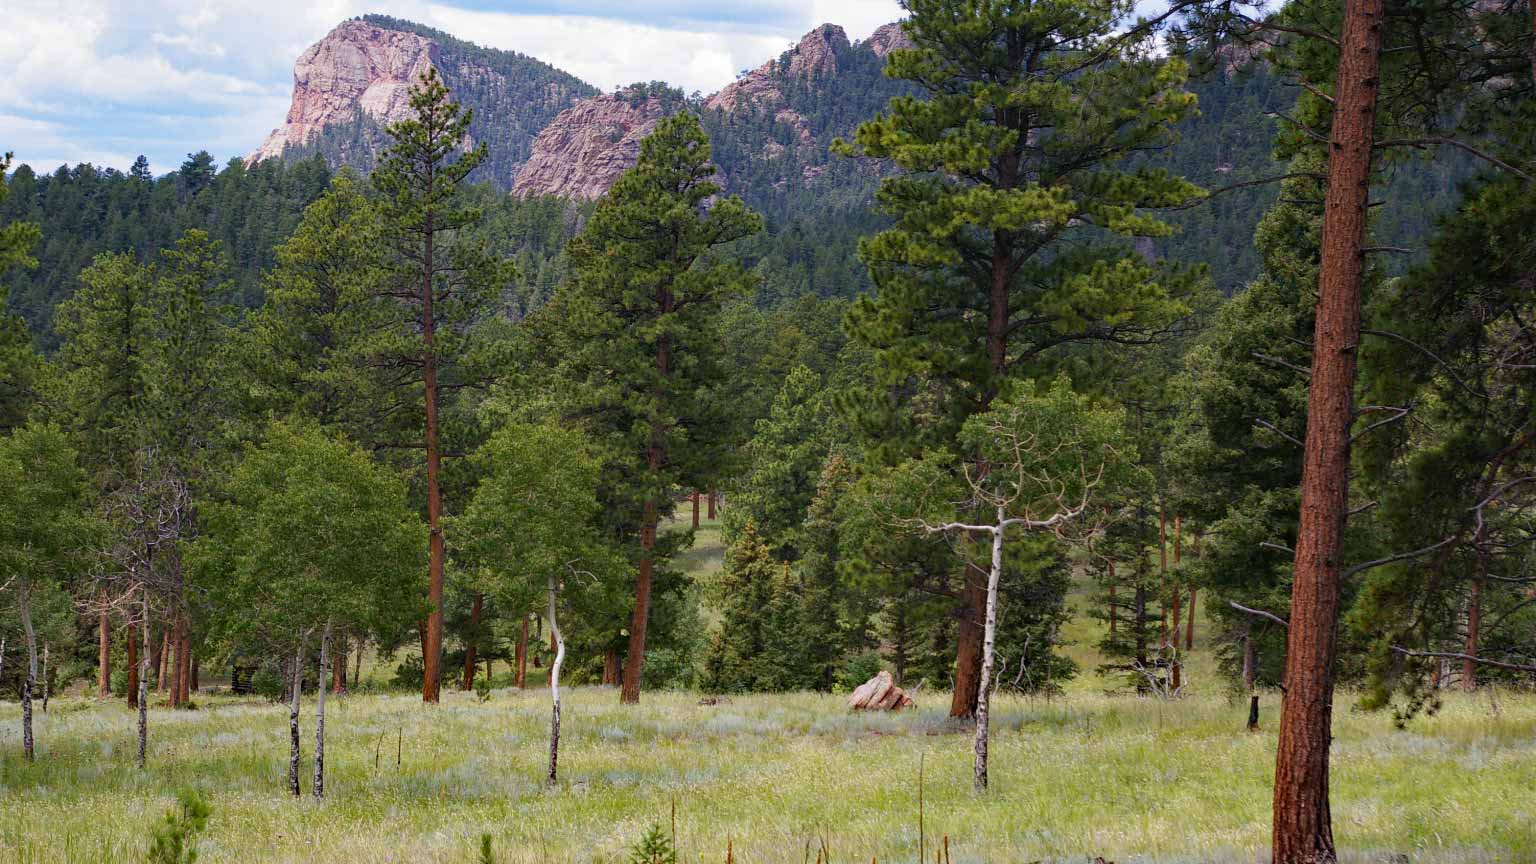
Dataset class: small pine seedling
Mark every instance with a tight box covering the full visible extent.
[146,788,211,864]
[629,823,677,864]
[478,833,495,864]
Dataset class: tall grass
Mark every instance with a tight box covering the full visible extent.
[0,682,1531,863]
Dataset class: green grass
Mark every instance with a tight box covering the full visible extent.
[1,683,1532,863]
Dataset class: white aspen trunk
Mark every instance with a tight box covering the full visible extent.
[137,588,151,769]
[546,573,565,786]
[973,511,1005,792]
[19,574,37,761]
[314,619,332,798]
[288,632,306,797]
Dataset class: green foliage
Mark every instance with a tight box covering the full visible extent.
[196,421,425,648]
[478,833,495,864]
[627,824,676,864]
[146,788,210,864]
[703,520,816,693]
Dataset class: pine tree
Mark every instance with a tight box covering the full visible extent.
[836,1,1204,718]
[371,67,504,703]
[541,112,762,703]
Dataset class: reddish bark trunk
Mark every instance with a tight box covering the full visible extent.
[1463,577,1482,692]
[332,638,347,694]
[602,648,620,686]
[178,622,191,705]
[98,605,110,699]
[127,623,139,707]
[515,616,528,689]
[1186,587,1198,650]
[168,615,183,707]
[422,204,445,705]
[1273,0,1382,858]
[622,323,671,705]
[707,488,717,520]
[462,593,483,691]
[949,562,987,718]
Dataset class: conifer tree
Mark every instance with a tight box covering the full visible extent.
[836,1,1204,718]
[542,112,762,703]
[372,68,504,703]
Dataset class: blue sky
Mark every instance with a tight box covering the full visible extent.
[1,0,904,175]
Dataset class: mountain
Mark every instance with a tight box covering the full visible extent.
[249,16,598,188]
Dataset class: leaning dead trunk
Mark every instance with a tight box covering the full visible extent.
[546,574,565,785]
[314,619,332,798]
[1273,0,1383,858]
[19,575,37,761]
[973,511,1005,791]
[288,631,306,797]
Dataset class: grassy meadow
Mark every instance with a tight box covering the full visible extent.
[1,518,1533,863]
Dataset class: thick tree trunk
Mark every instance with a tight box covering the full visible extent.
[98,603,111,699]
[602,649,620,686]
[137,590,151,768]
[289,633,306,797]
[1186,587,1198,650]
[515,616,528,688]
[1464,514,1488,691]
[463,593,483,691]
[707,489,717,520]
[973,516,1005,791]
[621,501,657,704]
[19,576,37,761]
[127,623,139,707]
[315,620,332,798]
[333,636,347,694]
[949,562,987,718]
[178,618,192,705]
[422,211,445,706]
[1273,0,1383,858]
[168,614,183,708]
[547,575,565,785]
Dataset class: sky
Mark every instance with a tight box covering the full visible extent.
[0,0,904,175]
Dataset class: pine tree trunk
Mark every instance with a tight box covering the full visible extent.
[137,590,151,769]
[515,616,528,688]
[547,575,565,785]
[178,619,192,705]
[602,649,620,686]
[314,620,331,798]
[333,636,347,694]
[289,632,306,797]
[707,488,717,520]
[949,562,987,718]
[1273,0,1383,857]
[127,623,139,707]
[19,576,37,761]
[692,491,700,528]
[973,516,1006,791]
[169,614,183,708]
[1108,564,1117,636]
[1170,516,1182,691]
[422,207,445,706]
[98,603,111,699]
[1186,587,1198,650]
[156,629,169,693]
[462,593,483,691]
[1462,578,1482,692]
[1243,622,1257,692]
[622,319,668,706]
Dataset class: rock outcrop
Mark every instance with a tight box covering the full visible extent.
[865,22,914,57]
[706,23,848,116]
[847,670,914,711]
[511,90,670,201]
[250,20,437,163]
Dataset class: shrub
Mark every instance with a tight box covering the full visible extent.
[837,651,883,691]
[392,656,424,690]
[628,824,676,864]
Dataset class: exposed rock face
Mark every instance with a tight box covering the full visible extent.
[705,23,848,115]
[250,20,437,163]
[511,91,670,201]
[865,22,914,57]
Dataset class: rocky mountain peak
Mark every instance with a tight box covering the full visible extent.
[866,22,914,57]
[705,23,848,115]
[511,87,671,201]
[249,19,438,163]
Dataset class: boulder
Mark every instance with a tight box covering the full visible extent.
[846,670,913,711]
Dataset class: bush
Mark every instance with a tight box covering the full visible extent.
[392,655,424,690]
[251,667,284,702]
[837,651,883,691]
[628,824,676,864]
[643,647,695,691]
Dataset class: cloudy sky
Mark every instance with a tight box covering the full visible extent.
[1,0,903,175]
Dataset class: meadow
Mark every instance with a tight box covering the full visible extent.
[1,657,1533,863]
